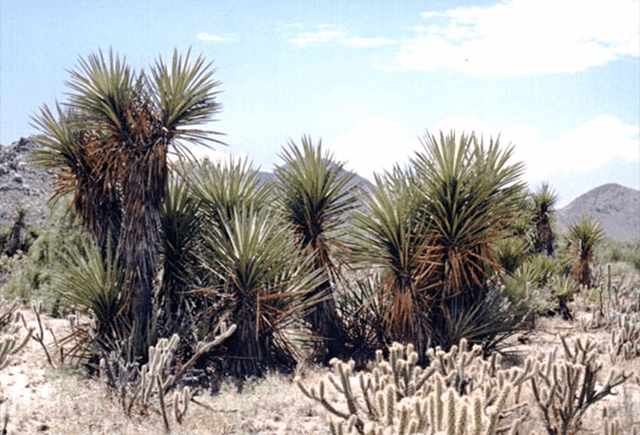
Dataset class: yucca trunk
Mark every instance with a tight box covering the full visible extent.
[536,217,554,257]
[3,209,26,257]
[383,276,432,358]
[573,252,593,288]
[120,138,169,349]
[222,299,296,378]
[306,276,345,361]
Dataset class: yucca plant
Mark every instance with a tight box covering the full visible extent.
[530,183,558,256]
[412,131,527,351]
[3,207,28,257]
[567,214,605,288]
[412,132,526,300]
[493,236,528,274]
[334,272,388,365]
[274,136,358,362]
[351,167,434,357]
[197,205,326,378]
[32,48,223,353]
[551,274,579,320]
[157,171,202,341]
[52,236,129,361]
[31,104,123,261]
[189,157,271,226]
[352,131,527,356]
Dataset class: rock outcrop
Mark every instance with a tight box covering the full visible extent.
[0,137,54,227]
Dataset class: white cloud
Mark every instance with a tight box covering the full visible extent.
[325,115,639,189]
[325,117,422,181]
[196,32,236,43]
[286,27,394,48]
[429,115,639,182]
[390,0,639,76]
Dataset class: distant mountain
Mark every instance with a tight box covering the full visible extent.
[556,183,640,244]
[256,167,373,195]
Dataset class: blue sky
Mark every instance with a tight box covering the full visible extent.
[2,0,639,207]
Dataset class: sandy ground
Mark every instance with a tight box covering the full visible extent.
[0,303,639,434]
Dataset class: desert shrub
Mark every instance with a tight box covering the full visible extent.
[601,240,640,275]
[0,227,8,253]
[1,202,86,313]
[501,254,575,318]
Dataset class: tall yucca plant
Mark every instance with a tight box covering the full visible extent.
[353,131,526,355]
[412,131,526,301]
[352,168,434,356]
[531,182,558,256]
[199,206,325,378]
[567,214,604,288]
[412,131,526,350]
[274,136,357,362]
[32,49,222,353]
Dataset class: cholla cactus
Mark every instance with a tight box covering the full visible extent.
[609,313,640,363]
[530,334,632,435]
[100,321,236,431]
[602,417,639,435]
[298,340,532,435]
[0,300,33,371]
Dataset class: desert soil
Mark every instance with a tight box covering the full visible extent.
[1,302,639,434]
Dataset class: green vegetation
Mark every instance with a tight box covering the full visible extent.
[351,132,528,358]
[275,136,357,362]
[566,214,605,288]
[530,182,558,256]
[31,48,223,355]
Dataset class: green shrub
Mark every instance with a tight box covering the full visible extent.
[2,204,86,314]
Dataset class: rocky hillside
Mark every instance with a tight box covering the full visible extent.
[557,183,640,244]
[0,137,54,227]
